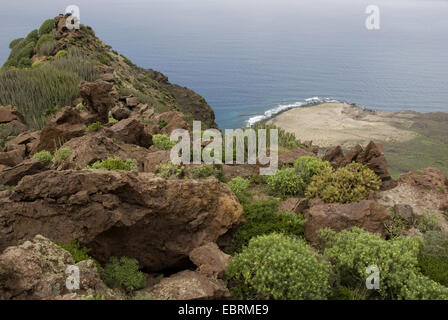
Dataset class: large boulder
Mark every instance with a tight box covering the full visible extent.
[0,158,49,186]
[107,118,152,148]
[0,235,115,300]
[143,150,171,173]
[79,80,117,122]
[35,107,86,153]
[0,170,243,271]
[304,199,390,243]
[53,132,149,171]
[0,145,25,167]
[189,242,232,278]
[0,105,26,124]
[155,111,190,135]
[148,270,230,300]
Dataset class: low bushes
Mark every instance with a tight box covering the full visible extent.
[155,162,185,178]
[101,257,146,293]
[266,168,305,197]
[191,165,214,179]
[418,231,448,287]
[55,240,100,271]
[306,162,381,204]
[153,134,176,150]
[227,177,250,200]
[231,199,306,253]
[87,121,103,133]
[53,147,72,163]
[33,150,53,164]
[227,233,331,299]
[320,227,448,300]
[39,18,55,35]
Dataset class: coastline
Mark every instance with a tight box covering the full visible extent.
[262,102,448,178]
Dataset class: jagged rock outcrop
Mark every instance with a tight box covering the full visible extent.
[35,107,86,153]
[304,199,390,243]
[0,105,28,134]
[0,235,116,300]
[0,170,243,271]
[0,158,49,186]
[79,80,117,122]
[53,132,149,171]
[107,118,152,148]
[323,141,396,190]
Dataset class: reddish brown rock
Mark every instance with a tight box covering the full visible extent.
[322,146,346,168]
[0,158,49,186]
[35,107,86,153]
[304,200,390,243]
[125,97,139,108]
[143,150,171,172]
[357,141,396,190]
[111,105,130,121]
[79,80,117,122]
[149,270,230,300]
[53,133,149,171]
[0,170,243,271]
[156,111,190,135]
[278,197,309,214]
[0,105,26,124]
[0,145,25,167]
[189,242,232,278]
[344,144,363,164]
[278,147,315,168]
[107,118,152,148]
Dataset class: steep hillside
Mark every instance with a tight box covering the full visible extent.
[0,14,217,131]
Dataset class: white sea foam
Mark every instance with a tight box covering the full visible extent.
[246,97,339,126]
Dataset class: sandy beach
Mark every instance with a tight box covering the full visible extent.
[267,102,418,148]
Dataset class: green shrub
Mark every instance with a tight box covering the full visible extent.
[191,165,214,179]
[4,40,35,68]
[384,211,411,239]
[33,150,52,163]
[306,163,381,204]
[55,240,100,271]
[418,231,448,287]
[25,29,38,43]
[87,121,103,133]
[227,233,331,299]
[414,211,442,233]
[39,19,55,35]
[101,257,146,293]
[320,227,448,299]
[85,157,138,171]
[53,147,72,163]
[232,200,306,253]
[17,57,32,69]
[158,120,168,129]
[55,50,68,59]
[31,61,43,68]
[75,103,84,111]
[249,173,266,185]
[36,33,57,56]
[9,38,24,49]
[294,156,331,185]
[153,134,176,150]
[155,162,185,178]
[227,177,250,200]
[266,168,305,197]
[108,116,118,124]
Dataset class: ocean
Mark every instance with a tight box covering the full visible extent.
[1,0,447,129]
